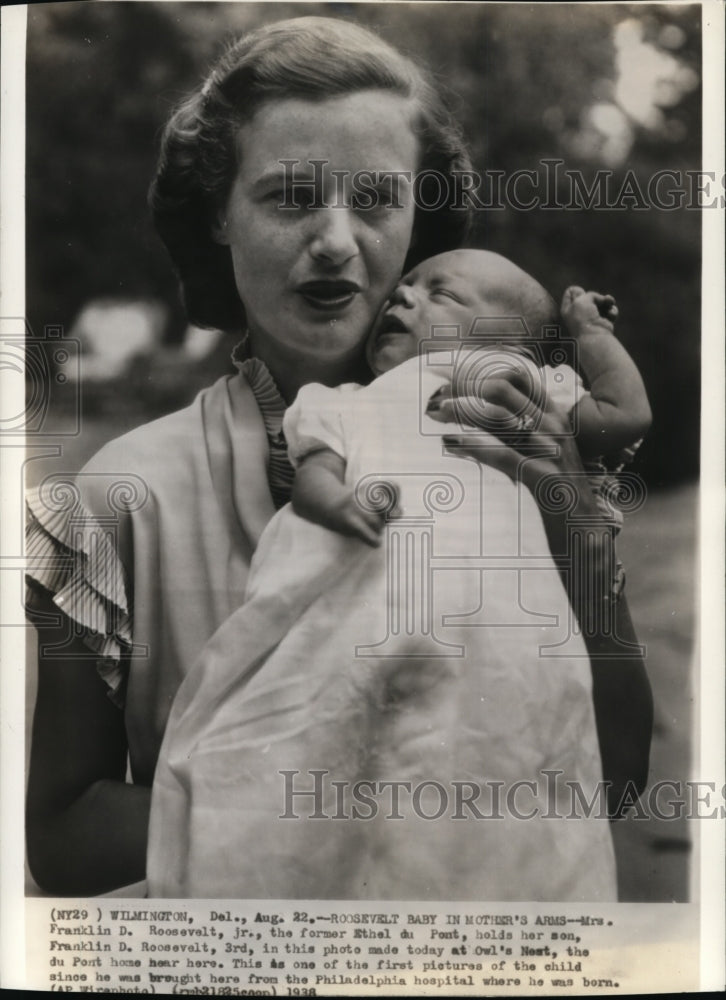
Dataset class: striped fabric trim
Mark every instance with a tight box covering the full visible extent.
[25,485,132,705]
[26,346,295,704]
[232,343,296,510]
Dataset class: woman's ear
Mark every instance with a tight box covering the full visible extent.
[211,213,230,246]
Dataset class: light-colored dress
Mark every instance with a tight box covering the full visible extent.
[26,368,276,786]
[148,353,618,901]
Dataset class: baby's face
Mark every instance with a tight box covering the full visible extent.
[367,251,517,376]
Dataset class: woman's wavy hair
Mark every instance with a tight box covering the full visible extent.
[150,16,473,331]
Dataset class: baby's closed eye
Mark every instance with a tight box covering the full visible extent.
[430,287,460,302]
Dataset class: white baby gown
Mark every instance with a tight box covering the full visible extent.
[148,353,617,900]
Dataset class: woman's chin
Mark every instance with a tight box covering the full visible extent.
[288,307,376,359]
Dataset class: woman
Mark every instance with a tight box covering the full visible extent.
[25,16,650,897]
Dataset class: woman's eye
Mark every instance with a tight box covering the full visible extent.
[351,189,388,213]
[264,187,317,208]
[262,188,292,206]
[295,189,319,209]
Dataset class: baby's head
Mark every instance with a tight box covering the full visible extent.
[368,249,557,375]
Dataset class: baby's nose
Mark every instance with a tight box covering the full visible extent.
[389,283,416,307]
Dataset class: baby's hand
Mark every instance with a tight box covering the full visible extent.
[331,492,397,547]
[561,286,618,336]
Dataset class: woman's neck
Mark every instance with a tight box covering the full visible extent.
[248,335,372,404]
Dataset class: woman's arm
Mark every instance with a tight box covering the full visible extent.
[561,287,652,456]
[437,375,653,816]
[26,587,150,896]
[292,447,392,547]
[584,596,652,815]
[501,433,652,813]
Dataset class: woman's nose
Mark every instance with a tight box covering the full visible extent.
[389,282,416,307]
[309,208,359,266]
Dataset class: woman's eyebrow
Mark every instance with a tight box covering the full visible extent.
[251,167,325,205]
[249,169,291,193]
[250,166,318,188]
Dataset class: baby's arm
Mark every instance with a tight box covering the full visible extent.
[292,447,389,547]
[561,287,652,456]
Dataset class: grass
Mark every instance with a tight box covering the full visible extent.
[612,482,697,901]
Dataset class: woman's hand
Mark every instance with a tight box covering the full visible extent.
[431,366,653,817]
[429,364,599,514]
[438,371,611,618]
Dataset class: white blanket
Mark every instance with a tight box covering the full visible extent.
[148,356,617,900]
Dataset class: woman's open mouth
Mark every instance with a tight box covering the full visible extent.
[297,280,361,311]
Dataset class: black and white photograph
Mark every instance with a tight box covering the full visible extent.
[1,0,723,994]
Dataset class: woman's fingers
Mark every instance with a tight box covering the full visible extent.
[434,358,577,479]
[431,395,520,431]
[442,433,541,485]
[448,374,546,425]
[442,433,516,480]
[443,431,591,513]
[436,390,571,446]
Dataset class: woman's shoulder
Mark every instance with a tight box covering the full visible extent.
[86,373,257,475]
[77,372,266,519]
[86,393,208,471]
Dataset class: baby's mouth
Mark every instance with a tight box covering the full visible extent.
[376,312,410,337]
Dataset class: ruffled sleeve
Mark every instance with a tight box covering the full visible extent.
[283,382,358,467]
[25,482,132,705]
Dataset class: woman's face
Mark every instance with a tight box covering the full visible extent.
[218,91,419,373]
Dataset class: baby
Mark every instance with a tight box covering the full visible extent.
[291,248,651,551]
[286,247,653,823]
[148,250,650,901]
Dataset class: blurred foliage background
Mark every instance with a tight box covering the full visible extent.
[26,1,702,486]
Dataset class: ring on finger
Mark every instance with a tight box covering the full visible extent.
[515,413,536,433]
